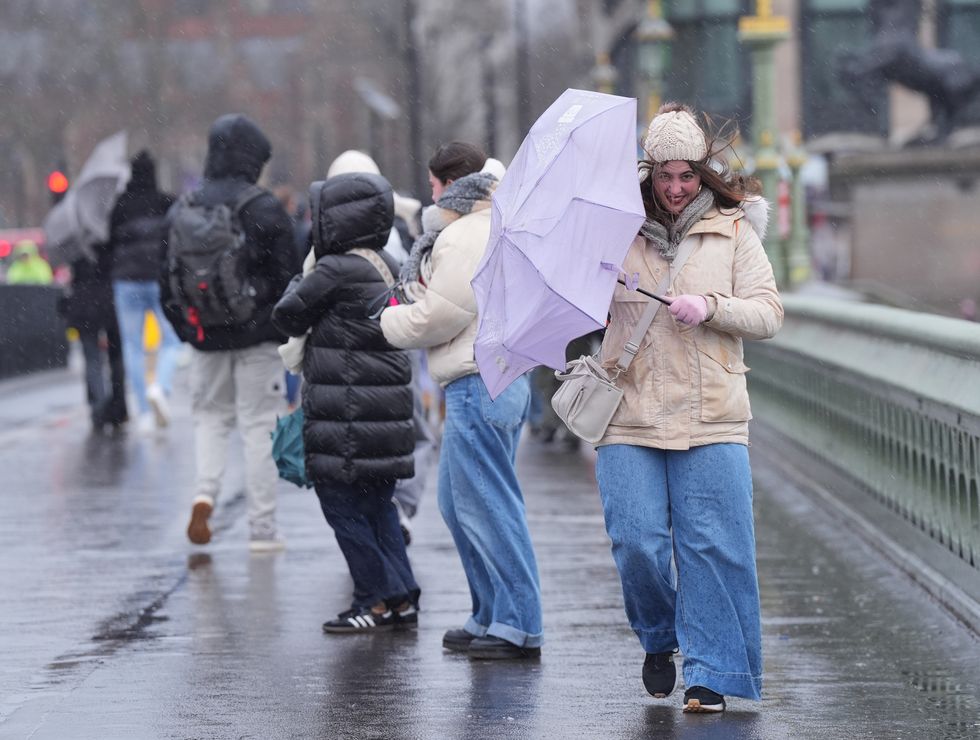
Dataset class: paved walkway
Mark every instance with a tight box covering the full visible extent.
[1,367,979,738]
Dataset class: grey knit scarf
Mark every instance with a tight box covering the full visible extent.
[398,172,497,292]
[639,188,714,262]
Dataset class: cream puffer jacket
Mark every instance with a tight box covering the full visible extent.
[598,206,782,450]
[380,209,490,386]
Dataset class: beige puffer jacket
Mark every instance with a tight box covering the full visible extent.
[380,209,490,386]
[598,206,782,450]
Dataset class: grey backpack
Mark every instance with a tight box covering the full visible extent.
[166,185,264,338]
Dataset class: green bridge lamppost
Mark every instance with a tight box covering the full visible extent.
[739,0,790,287]
[786,134,811,287]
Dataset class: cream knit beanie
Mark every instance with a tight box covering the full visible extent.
[642,105,707,163]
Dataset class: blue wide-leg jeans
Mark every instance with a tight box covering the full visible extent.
[438,373,542,648]
[595,443,763,700]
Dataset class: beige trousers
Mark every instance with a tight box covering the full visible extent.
[190,343,284,535]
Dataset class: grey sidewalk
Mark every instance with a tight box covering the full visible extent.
[1,368,979,739]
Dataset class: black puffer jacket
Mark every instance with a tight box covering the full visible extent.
[160,113,300,351]
[272,173,414,487]
[108,151,174,282]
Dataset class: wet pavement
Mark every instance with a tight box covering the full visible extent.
[1,364,979,739]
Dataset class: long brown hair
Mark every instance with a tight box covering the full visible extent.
[428,141,487,184]
[638,103,760,226]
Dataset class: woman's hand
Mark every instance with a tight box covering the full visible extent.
[668,294,708,326]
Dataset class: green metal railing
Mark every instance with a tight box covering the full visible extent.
[745,295,980,570]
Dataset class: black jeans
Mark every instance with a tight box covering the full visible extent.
[316,481,420,610]
[78,317,127,426]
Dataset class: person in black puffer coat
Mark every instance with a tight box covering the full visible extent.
[273,172,419,634]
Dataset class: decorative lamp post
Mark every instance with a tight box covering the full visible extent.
[785,131,810,287]
[591,52,618,95]
[738,0,790,287]
[636,0,674,124]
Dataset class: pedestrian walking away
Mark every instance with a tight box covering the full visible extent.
[60,248,128,432]
[272,171,419,634]
[594,103,783,712]
[160,113,300,552]
[105,150,181,435]
[381,141,543,660]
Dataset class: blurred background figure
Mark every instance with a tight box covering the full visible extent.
[59,248,128,433]
[7,240,53,285]
[105,150,180,435]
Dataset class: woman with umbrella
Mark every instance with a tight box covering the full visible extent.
[380,141,543,660]
[595,103,782,712]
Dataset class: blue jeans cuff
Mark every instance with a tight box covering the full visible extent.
[683,665,762,701]
[637,628,678,654]
[463,616,488,637]
[486,621,543,648]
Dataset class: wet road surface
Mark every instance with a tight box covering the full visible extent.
[1,366,979,739]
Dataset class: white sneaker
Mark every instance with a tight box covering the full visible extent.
[136,413,156,435]
[249,536,286,553]
[146,384,170,428]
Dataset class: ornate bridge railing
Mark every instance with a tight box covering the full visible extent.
[745,295,980,570]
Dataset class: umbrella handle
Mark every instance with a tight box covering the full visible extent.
[616,278,672,306]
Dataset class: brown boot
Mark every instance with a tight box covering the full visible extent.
[187,497,214,545]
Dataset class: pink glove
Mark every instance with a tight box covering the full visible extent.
[668,294,708,326]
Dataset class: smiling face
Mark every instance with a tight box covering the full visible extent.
[652,160,702,215]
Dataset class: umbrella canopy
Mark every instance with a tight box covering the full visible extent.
[43,130,129,266]
[472,89,646,399]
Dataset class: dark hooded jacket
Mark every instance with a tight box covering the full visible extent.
[160,114,300,350]
[272,173,414,487]
[107,151,175,282]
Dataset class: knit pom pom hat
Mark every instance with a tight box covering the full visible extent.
[642,102,707,164]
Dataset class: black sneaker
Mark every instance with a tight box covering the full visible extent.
[642,651,677,698]
[683,686,726,713]
[393,604,419,630]
[467,636,541,660]
[322,607,396,634]
[442,628,478,652]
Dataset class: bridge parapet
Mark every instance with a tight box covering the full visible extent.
[746,295,980,571]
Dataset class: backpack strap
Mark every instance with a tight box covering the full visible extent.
[233,184,266,213]
[347,247,396,288]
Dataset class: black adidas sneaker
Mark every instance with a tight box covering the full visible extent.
[322,607,396,634]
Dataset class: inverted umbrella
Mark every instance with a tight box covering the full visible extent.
[471,88,645,399]
[43,130,129,266]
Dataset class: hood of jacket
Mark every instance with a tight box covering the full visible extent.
[203,113,271,183]
[311,172,394,258]
[13,240,40,259]
[326,149,381,178]
[128,150,158,192]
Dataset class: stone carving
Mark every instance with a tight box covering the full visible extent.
[837,0,980,141]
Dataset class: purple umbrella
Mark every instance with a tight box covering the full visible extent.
[472,89,646,399]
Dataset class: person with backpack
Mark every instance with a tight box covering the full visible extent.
[106,150,180,435]
[160,113,300,552]
[272,172,419,633]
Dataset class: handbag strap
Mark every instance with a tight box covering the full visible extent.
[347,247,396,288]
[615,234,701,374]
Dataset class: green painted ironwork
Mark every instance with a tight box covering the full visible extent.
[746,295,980,570]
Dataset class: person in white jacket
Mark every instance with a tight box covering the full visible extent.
[380,141,543,660]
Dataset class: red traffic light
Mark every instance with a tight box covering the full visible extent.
[47,170,69,194]
[0,240,10,259]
